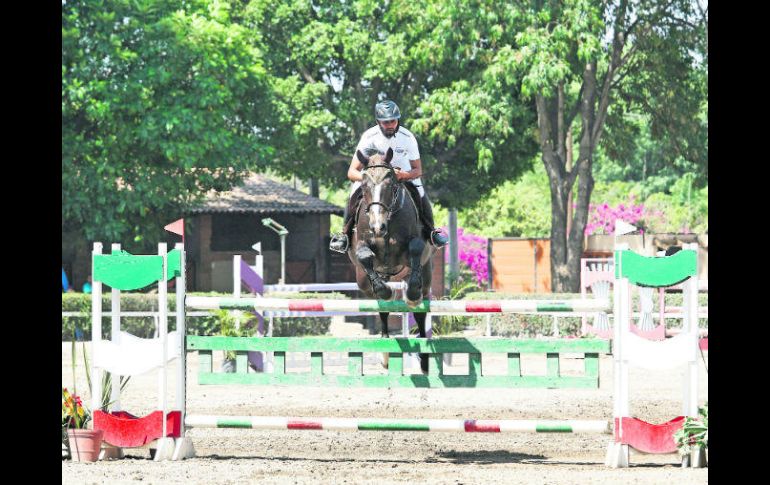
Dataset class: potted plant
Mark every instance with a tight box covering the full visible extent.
[62,387,103,462]
[62,336,129,461]
[210,309,256,372]
[674,401,708,466]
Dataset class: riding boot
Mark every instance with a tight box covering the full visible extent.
[329,189,361,253]
[420,195,449,248]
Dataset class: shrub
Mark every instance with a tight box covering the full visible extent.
[62,291,350,340]
[442,226,488,286]
[456,291,708,337]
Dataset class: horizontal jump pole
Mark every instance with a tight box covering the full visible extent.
[262,311,389,317]
[265,282,405,292]
[186,297,611,314]
[187,336,611,354]
[185,415,611,434]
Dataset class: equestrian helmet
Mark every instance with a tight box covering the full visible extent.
[375,100,401,121]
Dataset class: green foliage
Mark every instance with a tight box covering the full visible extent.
[428,267,483,336]
[320,186,350,235]
[205,308,258,360]
[589,177,708,234]
[410,80,539,208]
[643,178,708,234]
[62,292,186,340]
[445,151,706,239]
[62,0,274,245]
[62,291,345,341]
[269,317,332,337]
[434,154,706,239]
[491,0,706,292]
[458,291,707,337]
[62,0,707,289]
[452,159,551,237]
[511,0,605,99]
[674,401,708,456]
[597,111,707,194]
[606,20,708,188]
[460,292,587,338]
[244,0,540,208]
[263,291,347,336]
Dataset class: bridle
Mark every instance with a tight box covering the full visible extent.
[362,164,404,217]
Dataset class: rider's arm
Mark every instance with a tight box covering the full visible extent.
[347,156,364,182]
[396,158,422,181]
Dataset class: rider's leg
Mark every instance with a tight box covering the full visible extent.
[420,194,448,248]
[329,188,361,252]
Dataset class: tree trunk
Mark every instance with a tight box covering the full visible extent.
[541,64,600,293]
[566,142,594,293]
[537,94,584,294]
[308,178,319,198]
[566,128,574,237]
[548,152,592,293]
[546,152,574,293]
[538,5,631,293]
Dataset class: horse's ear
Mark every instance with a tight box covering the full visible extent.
[384,147,393,164]
[356,149,369,166]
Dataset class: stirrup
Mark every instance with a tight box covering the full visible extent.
[430,229,448,248]
[329,233,349,253]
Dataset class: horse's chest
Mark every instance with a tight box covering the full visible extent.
[371,238,406,268]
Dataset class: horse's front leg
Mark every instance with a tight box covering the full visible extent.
[379,312,390,337]
[378,311,391,369]
[355,244,393,300]
[405,237,425,306]
[412,312,429,373]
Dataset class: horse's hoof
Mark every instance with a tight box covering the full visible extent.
[407,276,422,302]
[405,299,420,309]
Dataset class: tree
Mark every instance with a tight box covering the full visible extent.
[489,0,707,291]
[594,112,706,196]
[62,0,274,247]
[240,0,539,207]
[240,0,541,282]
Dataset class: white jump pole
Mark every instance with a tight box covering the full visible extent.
[110,243,122,412]
[91,243,103,415]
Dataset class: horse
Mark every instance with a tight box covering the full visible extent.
[346,147,435,372]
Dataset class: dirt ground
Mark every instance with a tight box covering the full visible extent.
[61,336,708,485]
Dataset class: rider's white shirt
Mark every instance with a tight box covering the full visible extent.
[352,125,424,197]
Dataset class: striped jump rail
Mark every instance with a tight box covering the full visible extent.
[185,297,611,314]
[185,415,611,434]
[264,282,405,292]
[187,336,611,388]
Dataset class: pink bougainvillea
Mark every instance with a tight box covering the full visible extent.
[584,196,665,235]
[442,226,488,285]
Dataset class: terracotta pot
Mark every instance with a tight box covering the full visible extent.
[67,428,104,462]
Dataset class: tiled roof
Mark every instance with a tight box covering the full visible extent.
[187,174,344,215]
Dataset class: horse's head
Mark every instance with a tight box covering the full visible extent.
[357,147,398,238]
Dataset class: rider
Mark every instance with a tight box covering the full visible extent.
[329,100,449,253]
